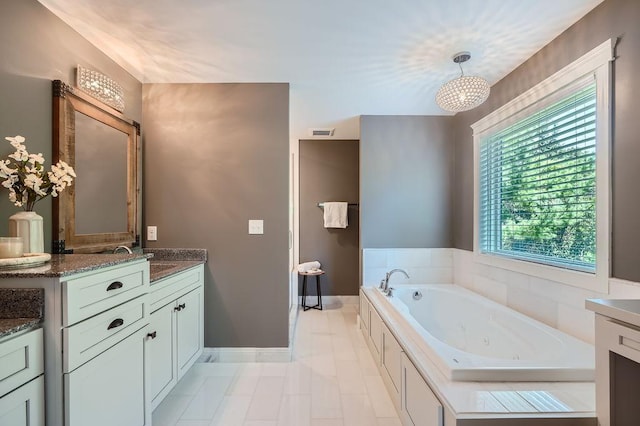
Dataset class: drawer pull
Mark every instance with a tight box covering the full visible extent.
[107,318,125,330]
[147,331,157,339]
[107,281,124,291]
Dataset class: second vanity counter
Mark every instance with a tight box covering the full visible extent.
[145,248,207,283]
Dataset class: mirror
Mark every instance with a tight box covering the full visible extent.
[52,80,140,253]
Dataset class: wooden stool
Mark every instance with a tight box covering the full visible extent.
[299,270,325,311]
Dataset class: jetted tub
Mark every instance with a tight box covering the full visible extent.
[365,284,594,382]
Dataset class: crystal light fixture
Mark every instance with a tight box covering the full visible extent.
[436,52,490,113]
[76,65,125,112]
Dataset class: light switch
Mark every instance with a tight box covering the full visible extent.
[248,220,264,235]
[147,226,157,241]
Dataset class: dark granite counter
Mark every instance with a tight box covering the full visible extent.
[145,248,207,283]
[0,288,44,339]
[0,253,152,279]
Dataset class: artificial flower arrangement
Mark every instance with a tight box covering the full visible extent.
[0,135,76,211]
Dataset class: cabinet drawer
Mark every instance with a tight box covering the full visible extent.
[149,266,203,311]
[64,296,147,372]
[63,261,149,326]
[0,328,43,397]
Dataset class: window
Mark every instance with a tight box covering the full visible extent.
[479,83,597,272]
[472,40,613,292]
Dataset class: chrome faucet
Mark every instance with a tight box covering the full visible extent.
[113,245,133,254]
[382,268,410,292]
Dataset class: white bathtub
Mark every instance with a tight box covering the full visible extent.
[365,284,594,382]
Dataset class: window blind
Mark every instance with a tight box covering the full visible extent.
[479,83,597,272]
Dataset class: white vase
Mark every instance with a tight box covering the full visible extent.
[9,211,44,254]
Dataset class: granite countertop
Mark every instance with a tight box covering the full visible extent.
[0,288,44,339]
[145,248,207,283]
[0,253,152,278]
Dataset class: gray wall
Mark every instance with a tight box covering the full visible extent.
[0,0,142,250]
[299,140,359,296]
[451,0,640,282]
[143,83,290,347]
[360,115,454,248]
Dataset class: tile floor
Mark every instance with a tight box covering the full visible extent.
[152,302,402,426]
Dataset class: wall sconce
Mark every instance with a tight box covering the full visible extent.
[76,65,125,112]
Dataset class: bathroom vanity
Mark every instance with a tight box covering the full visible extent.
[587,299,640,426]
[0,252,205,426]
[0,289,45,426]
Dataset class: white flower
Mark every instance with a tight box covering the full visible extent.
[28,153,44,165]
[24,174,47,197]
[0,160,14,178]
[8,150,28,162]
[2,176,16,188]
[5,135,25,150]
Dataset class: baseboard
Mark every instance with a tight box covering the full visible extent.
[199,346,292,363]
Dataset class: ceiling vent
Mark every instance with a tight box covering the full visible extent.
[309,128,335,137]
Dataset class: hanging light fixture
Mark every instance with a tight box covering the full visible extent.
[436,51,490,113]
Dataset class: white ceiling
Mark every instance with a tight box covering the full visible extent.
[38,0,603,136]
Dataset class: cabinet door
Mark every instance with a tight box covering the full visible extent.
[368,306,383,362]
[401,353,443,426]
[359,290,369,331]
[176,288,202,379]
[0,376,44,426]
[65,327,148,426]
[147,304,176,409]
[381,324,402,410]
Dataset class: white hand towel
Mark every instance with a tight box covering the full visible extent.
[323,202,348,228]
[297,261,321,273]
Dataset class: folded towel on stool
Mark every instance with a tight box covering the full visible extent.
[297,261,321,273]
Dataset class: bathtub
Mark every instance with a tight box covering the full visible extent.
[365,284,594,382]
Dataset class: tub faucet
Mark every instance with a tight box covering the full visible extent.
[113,245,133,254]
[383,268,410,292]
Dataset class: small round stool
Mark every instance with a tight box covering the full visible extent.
[299,270,325,311]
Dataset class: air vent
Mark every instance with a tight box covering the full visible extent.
[309,128,335,137]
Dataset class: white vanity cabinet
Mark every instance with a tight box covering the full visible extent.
[61,260,151,426]
[146,264,204,409]
[0,328,44,426]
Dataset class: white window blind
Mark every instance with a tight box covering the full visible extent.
[479,83,597,272]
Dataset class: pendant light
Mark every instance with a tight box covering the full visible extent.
[436,52,490,113]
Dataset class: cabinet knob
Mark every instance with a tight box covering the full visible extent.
[174,303,186,312]
[106,281,124,291]
[179,303,186,310]
[107,318,125,330]
[147,331,157,339]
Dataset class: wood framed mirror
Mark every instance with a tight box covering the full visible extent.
[52,80,140,253]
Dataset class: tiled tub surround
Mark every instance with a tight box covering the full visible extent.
[0,288,43,338]
[363,248,640,345]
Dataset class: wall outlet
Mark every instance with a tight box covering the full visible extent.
[147,226,158,241]
[248,220,264,235]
